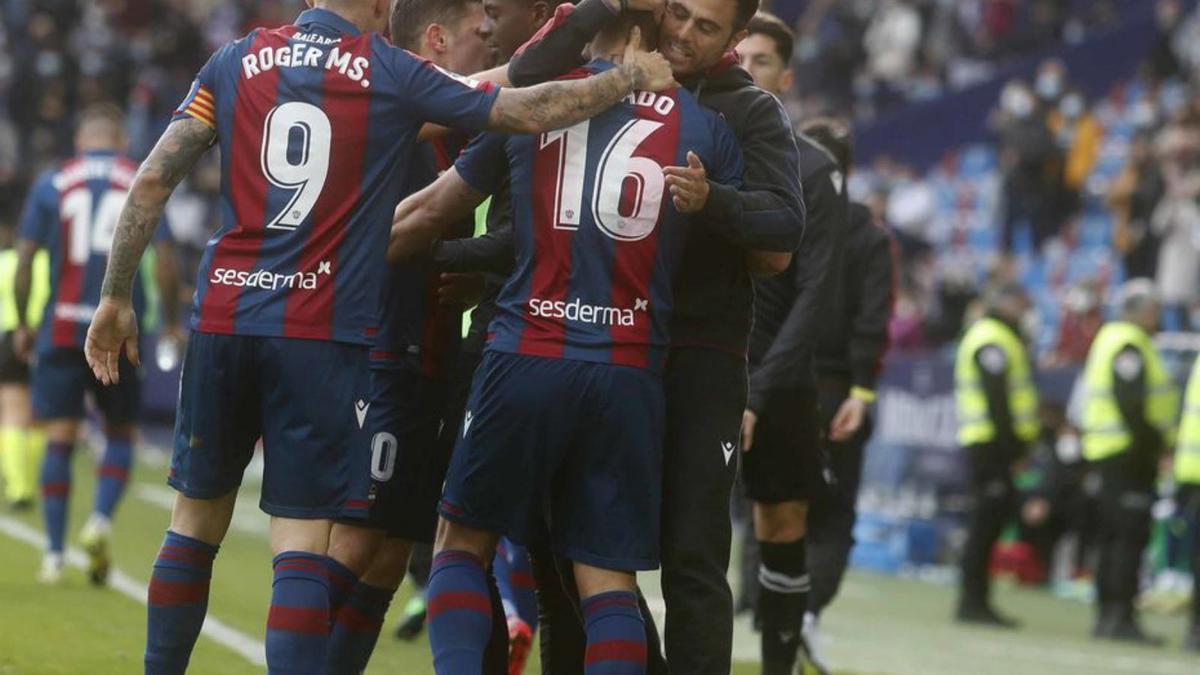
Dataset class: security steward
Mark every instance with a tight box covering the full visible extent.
[1172,352,1200,651]
[954,282,1039,628]
[1081,279,1177,644]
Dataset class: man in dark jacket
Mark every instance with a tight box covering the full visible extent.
[508,0,805,672]
[805,196,895,670]
[734,14,846,674]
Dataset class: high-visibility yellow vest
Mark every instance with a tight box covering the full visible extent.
[1081,321,1178,462]
[955,317,1040,446]
[1175,354,1200,485]
[0,249,50,331]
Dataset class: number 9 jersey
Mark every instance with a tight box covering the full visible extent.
[454,60,744,372]
[172,8,500,346]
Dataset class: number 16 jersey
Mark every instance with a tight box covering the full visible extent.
[172,8,500,345]
[455,60,743,372]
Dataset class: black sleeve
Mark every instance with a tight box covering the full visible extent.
[431,225,515,275]
[849,225,895,391]
[698,95,806,252]
[1112,345,1164,455]
[746,163,842,411]
[506,0,616,86]
[977,345,1020,449]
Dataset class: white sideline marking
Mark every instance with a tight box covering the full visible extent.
[0,514,267,667]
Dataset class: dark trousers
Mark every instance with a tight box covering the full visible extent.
[1180,484,1200,628]
[1093,452,1156,623]
[959,443,1018,609]
[808,384,871,616]
[533,347,746,674]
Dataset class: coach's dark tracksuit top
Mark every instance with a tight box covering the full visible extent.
[813,201,896,393]
[508,0,806,360]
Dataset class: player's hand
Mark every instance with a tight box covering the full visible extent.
[664,152,709,213]
[621,27,676,92]
[437,273,486,307]
[11,327,34,364]
[740,409,758,452]
[85,297,140,386]
[829,397,866,442]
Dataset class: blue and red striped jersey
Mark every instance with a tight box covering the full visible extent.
[18,151,168,352]
[369,134,473,378]
[172,8,499,346]
[455,60,743,372]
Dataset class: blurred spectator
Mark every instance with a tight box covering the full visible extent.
[996,80,1063,252]
[1109,131,1164,281]
[1150,123,1200,330]
[1048,88,1103,223]
[864,0,922,86]
[1047,283,1103,366]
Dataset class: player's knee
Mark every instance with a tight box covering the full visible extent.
[42,419,78,444]
[327,522,385,575]
[754,500,809,543]
[433,518,496,561]
[572,561,636,599]
[269,516,333,556]
[169,490,238,546]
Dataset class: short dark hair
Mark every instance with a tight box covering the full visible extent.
[745,11,792,63]
[734,0,761,31]
[800,117,853,173]
[596,9,660,52]
[390,0,481,52]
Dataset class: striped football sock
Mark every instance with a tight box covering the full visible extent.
[757,538,810,675]
[266,552,332,673]
[582,590,647,675]
[427,550,492,675]
[39,441,73,554]
[93,433,132,519]
[328,580,395,674]
[145,530,219,675]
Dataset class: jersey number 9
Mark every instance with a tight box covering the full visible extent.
[260,102,332,231]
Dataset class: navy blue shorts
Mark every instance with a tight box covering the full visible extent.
[169,332,372,521]
[440,351,665,572]
[363,367,448,542]
[32,347,140,425]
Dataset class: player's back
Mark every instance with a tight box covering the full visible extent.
[175,8,497,345]
[20,152,143,352]
[465,60,743,372]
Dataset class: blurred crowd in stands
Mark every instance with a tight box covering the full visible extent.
[3,0,1200,364]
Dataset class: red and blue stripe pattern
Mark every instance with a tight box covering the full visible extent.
[582,590,648,674]
[266,552,332,671]
[145,531,219,674]
[176,7,498,347]
[427,550,493,674]
[455,60,743,373]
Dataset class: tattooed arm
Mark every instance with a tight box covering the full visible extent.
[485,26,673,135]
[87,117,214,385]
[101,118,214,301]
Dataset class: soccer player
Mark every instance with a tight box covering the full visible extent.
[735,14,847,674]
[12,104,179,586]
[507,1,806,671]
[479,0,555,62]
[326,0,495,671]
[83,0,673,672]
[388,11,744,674]
[0,240,48,511]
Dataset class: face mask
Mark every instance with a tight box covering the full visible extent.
[1020,309,1042,342]
[1037,73,1062,100]
[1061,95,1083,118]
